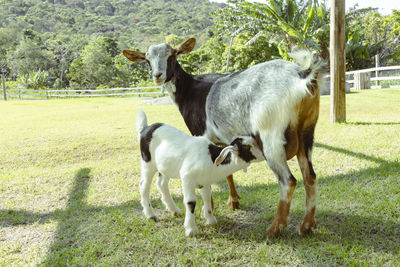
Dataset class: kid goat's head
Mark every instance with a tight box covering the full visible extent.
[215,136,264,166]
[122,38,196,85]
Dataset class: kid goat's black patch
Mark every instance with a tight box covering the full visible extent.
[187,201,196,213]
[140,123,163,162]
[208,144,231,165]
[231,137,256,163]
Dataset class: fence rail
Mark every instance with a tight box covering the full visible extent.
[346,65,400,90]
[1,86,163,100]
[2,65,400,101]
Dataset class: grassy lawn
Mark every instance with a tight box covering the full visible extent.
[1,89,399,266]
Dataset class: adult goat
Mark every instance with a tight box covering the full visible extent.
[123,38,327,237]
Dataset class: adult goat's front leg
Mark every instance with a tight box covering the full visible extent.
[226,174,240,210]
[262,132,297,238]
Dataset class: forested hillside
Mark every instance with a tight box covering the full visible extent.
[1,0,398,91]
[0,0,224,49]
[0,0,225,89]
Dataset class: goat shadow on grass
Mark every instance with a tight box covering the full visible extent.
[346,121,400,126]
[210,183,400,248]
[1,142,399,264]
[205,142,400,254]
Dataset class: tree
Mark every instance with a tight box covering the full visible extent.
[0,28,18,77]
[358,10,400,66]
[9,37,56,81]
[77,36,119,88]
[215,0,330,60]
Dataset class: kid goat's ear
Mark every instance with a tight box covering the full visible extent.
[176,38,196,56]
[215,145,237,166]
[122,50,146,62]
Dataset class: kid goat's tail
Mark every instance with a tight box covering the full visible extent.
[136,109,148,134]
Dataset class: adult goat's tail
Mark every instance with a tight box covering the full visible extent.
[136,109,148,134]
[289,50,328,96]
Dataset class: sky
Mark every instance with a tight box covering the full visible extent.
[210,0,400,15]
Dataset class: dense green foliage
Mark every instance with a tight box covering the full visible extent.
[215,0,400,68]
[0,0,399,89]
[0,0,224,88]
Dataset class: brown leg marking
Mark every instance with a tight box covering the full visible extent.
[226,174,240,210]
[300,179,317,235]
[267,178,297,238]
[297,143,317,235]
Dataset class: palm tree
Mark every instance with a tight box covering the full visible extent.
[215,0,330,59]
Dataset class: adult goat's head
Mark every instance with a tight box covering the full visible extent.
[122,38,196,85]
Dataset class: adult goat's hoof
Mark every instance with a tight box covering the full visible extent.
[266,220,286,238]
[299,220,316,236]
[227,195,240,210]
[227,200,240,210]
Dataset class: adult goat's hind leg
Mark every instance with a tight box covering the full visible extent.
[226,174,240,210]
[261,131,297,238]
[297,126,317,235]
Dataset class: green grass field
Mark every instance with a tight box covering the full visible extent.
[1,89,399,266]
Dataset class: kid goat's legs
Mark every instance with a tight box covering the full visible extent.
[155,173,182,216]
[182,179,198,237]
[200,186,217,225]
[139,161,158,220]
[261,131,297,238]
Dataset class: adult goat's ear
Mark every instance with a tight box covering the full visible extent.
[215,145,237,166]
[122,50,146,62]
[176,38,196,56]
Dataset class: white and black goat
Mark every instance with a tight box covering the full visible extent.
[124,38,327,237]
[136,109,262,237]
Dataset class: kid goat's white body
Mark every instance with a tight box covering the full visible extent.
[136,109,261,236]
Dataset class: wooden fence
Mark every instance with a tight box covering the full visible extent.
[1,86,163,100]
[346,65,400,90]
[1,65,400,101]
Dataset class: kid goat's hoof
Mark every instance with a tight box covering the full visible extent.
[185,228,199,237]
[173,209,183,217]
[149,216,159,222]
[205,216,217,226]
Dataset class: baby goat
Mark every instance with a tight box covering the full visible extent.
[136,109,262,237]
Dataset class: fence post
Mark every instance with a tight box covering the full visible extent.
[354,71,371,90]
[19,88,21,99]
[1,72,6,101]
[46,89,49,99]
[375,55,379,87]
[354,72,360,90]
[364,72,371,89]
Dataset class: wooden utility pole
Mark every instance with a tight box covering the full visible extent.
[330,0,346,122]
